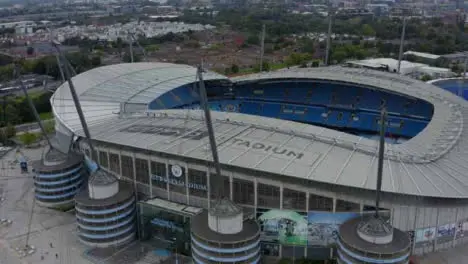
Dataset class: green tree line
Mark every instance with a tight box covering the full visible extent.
[181,9,468,56]
[0,92,53,126]
[0,51,102,83]
[0,51,103,130]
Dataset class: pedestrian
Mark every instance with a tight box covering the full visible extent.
[41,255,44,260]
[55,253,58,259]
[49,243,53,248]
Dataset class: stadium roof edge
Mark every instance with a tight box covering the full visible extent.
[51,63,468,198]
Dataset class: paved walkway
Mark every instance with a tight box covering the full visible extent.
[418,245,468,264]
[0,147,92,264]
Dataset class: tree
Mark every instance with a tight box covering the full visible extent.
[0,123,16,143]
[254,61,270,72]
[44,120,55,134]
[361,24,376,36]
[451,65,462,74]
[91,56,101,67]
[331,49,348,63]
[116,37,123,57]
[5,123,15,138]
[26,46,34,56]
[246,34,260,45]
[300,39,316,54]
[183,39,200,48]
[286,53,312,66]
[421,74,432,82]
[231,64,239,74]
[5,104,21,125]
[19,132,39,146]
[122,51,141,63]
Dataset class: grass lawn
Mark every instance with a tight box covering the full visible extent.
[39,112,53,120]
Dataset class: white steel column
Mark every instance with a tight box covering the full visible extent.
[279,184,284,210]
[453,208,460,247]
[106,149,110,170]
[206,169,210,209]
[229,175,233,201]
[254,178,258,217]
[330,197,337,259]
[95,147,100,164]
[185,164,189,204]
[332,197,337,213]
[118,150,122,177]
[132,154,137,185]
[305,192,310,258]
[165,162,170,200]
[147,159,152,198]
[411,207,418,255]
[434,208,440,252]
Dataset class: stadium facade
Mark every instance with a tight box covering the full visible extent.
[50,62,468,260]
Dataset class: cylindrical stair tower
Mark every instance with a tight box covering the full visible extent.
[337,216,411,264]
[33,146,85,210]
[75,171,136,248]
[191,198,261,264]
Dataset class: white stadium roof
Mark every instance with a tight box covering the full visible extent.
[52,62,468,199]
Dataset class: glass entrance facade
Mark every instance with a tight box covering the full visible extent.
[138,198,202,256]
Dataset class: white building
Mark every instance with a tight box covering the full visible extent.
[346,58,453,79]
[0,21,35,29]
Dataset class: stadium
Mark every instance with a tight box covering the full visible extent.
[48,62,468,260]
[430,78,468,101]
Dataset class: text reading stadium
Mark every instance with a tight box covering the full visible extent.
[46,62,468,261]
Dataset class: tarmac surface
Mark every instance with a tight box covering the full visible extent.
[0,145,172,264]
[0,146,91,264]
[417,245,468,264]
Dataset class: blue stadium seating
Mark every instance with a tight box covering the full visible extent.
[149,85,200,110]
[164,80,434,139]
[432,79,468,100]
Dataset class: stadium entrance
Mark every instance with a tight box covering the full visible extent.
[138,198,202,256]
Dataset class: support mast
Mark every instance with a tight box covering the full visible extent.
[397,17,407,74]
[52,43,97,157]
[325,4,333,66]
[375,107,386,217]
[259,24,265,72]
[197,66,223,201]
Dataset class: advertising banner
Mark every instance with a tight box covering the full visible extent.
[437,223,456,244]
[415,227,436,243]
[455,220,468,239]
[437,223,456,238]
[307,212,359,247]
[257,209,308,246]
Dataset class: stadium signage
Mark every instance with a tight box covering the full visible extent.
[231,138,304,160]
[151,174,208,191]
[151,218,183,232]
[120,125,208,140]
